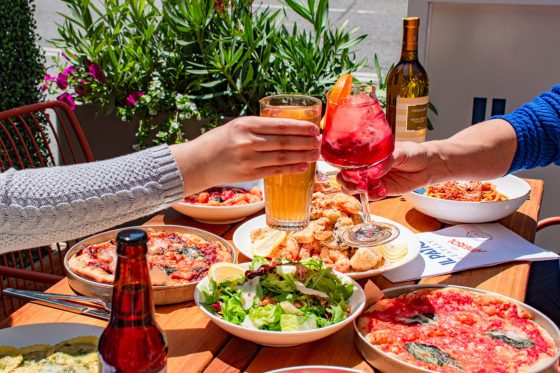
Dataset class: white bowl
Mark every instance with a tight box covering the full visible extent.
[404,175,531,224]
[194,265,366,347]
[172,180,265,224]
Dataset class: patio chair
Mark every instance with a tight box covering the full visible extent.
[0,100,94,318]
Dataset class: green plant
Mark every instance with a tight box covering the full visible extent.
[50,0,367,147]
[0,0,47,167]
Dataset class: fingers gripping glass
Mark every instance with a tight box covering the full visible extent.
[259,95,322,231]
[321,85,399,246]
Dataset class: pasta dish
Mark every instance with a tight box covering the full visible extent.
[425,181,508,202]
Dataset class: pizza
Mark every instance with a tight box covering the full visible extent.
[357,288,557,373]
[68,231,233,285]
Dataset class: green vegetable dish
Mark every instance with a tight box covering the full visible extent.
[200,257,355,332]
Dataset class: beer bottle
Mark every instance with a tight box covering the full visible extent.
[98,229,168,372]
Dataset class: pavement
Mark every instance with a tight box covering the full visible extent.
[35,0,408,76]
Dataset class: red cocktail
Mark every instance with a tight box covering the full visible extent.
[321,84,399,246]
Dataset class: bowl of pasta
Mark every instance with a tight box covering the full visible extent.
[404,175,531,224]
[171,180,265,224]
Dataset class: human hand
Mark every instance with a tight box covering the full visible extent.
[337,141,434,200]
[171,116,320,195]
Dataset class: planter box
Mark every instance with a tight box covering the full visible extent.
[74,104,213,160]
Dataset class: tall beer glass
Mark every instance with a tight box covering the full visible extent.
[260,95,322,231]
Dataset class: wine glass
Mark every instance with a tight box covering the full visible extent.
[321,84,400,247]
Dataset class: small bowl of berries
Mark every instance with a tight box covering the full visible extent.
[172,180,265,224]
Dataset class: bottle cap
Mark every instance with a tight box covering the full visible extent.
[403,17,420,28]
[116,229,148,253]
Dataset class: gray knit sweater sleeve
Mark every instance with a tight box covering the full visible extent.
[0,144,184,252]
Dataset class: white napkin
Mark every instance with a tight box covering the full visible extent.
[384,223,560,283]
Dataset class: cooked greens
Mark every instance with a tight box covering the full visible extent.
[200,257,354,332]
[405,342,463,370]
[486,330,535,349]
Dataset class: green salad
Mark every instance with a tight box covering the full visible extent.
[200,257,355,332]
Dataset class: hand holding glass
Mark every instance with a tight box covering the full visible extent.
[321,85,399,246]
[260,95,322,231]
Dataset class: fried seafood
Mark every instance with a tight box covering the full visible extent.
[250,192,389,272]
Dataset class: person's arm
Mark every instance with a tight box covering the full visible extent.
[339,84,560,198]
[0,116,319,252]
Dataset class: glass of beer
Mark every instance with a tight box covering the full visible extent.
[260,95,322,231]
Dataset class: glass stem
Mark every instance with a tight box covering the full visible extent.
[359,191,372,223]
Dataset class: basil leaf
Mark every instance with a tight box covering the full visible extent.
[176,246,202,258]
[486,330,535,349]
[398,312,438,325]
[405,343,462,370]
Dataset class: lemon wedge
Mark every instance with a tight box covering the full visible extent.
[379,243,408,262]
[251,230,287,257]
[209,262,246,283]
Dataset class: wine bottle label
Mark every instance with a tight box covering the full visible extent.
[395,96,429,142]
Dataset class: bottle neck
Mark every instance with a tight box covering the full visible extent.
[400,24,419,62]
[110,246,156,327]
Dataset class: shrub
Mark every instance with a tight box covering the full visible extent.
[0,0,47,168]
[49,0,367,147]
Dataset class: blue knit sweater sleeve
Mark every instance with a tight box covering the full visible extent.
[491,84,560,173]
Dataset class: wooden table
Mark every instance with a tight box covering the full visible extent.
[0,179,544,372]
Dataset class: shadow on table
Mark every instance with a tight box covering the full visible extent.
[165,325,229,358]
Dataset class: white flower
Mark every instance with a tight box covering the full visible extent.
[121,116,127,122]
[157,91,165,99]
[175,93,183,101]
[141,95,151,104]
[149,109,157,116]
[170,121,179,130]
[188,102,197,111]
[132,144,141,151]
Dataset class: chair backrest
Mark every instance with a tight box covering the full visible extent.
[0,100,94,169]
[0,100,94,318]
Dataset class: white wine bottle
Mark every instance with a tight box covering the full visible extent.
[386,17,429,142]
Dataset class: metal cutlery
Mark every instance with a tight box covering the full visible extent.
[3,288,111,320]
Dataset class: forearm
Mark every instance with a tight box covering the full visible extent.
[0,145,184,252]
[425,119,518,182]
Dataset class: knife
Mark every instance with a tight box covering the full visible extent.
[3,288,111,321]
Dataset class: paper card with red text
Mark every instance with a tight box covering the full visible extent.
[384,223,560,282]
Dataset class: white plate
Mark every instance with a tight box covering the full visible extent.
[0,322,103,347]
[232,214,421,280]
[194,264,365,347]
[404,175,531,224]
[172,180,265,224]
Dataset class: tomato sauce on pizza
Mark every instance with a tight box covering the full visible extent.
[358,288,557,372]
[68,231,233,285]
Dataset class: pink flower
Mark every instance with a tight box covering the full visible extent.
[57,93,76,110]
[40,85,48,92]
[44,74,55,83]
[74,80,92,97]
[56,73,69,90]
[63,66,77,75]
[88,63,106,84]
[125,91,144,107]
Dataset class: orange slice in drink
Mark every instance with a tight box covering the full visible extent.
[329,73,353,105]
[322,73,353,129]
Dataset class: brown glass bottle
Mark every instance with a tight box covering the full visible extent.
[98,229,168,373]
[386,17,429,142]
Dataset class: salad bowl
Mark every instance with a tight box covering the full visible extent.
[194,262,366,347]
